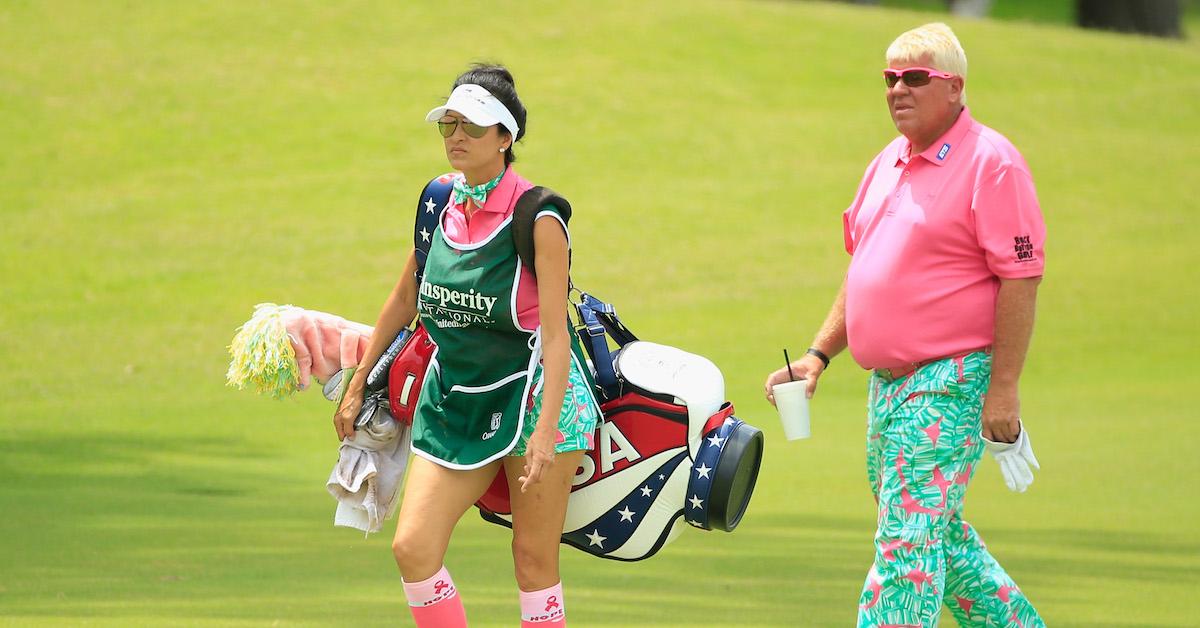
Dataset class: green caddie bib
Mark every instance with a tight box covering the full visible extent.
[412,213,539,469]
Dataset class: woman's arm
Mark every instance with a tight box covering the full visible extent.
[334,248,421,440]
[518,215,571,491]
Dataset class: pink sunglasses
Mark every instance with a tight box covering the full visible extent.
[883,66,957,88]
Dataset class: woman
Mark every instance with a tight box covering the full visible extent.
[334,64,600,628]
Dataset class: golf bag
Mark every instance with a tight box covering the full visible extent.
[476,293,764,560]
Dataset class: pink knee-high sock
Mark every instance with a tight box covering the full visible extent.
[520,582,566,627]
[402,566,466,628]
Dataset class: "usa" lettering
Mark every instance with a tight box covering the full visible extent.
[571,422,641,487]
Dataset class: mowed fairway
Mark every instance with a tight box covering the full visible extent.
[2,1,1198,626]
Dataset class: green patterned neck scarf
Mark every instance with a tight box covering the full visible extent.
[452,168,506,208]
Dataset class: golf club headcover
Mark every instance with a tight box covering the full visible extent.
[983,422,1040,493]
[226,303,374,399]
[279,306,372,388]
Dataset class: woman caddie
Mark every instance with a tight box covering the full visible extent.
[333,64,601,627]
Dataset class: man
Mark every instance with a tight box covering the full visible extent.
[765,23,1046,627]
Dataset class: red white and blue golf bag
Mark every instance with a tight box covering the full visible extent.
[402,176,765,561]
[477,293,765,560]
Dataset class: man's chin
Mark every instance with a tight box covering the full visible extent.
[892,117,919,136]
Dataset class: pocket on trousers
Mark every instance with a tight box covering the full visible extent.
[891,365,957,413]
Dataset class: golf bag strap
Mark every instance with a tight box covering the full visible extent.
[579,293,637,346]
[702,402,736,436]
[416,179,570,280]
[512,186,572,276]
[413,174,456,282]
[574,292,639,400]
[576,295,617,398]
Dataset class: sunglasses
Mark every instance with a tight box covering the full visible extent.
[437,117,492,139]
[883,66,956,88]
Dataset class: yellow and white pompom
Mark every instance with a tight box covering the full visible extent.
[226,303,301,399]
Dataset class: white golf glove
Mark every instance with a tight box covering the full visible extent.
[983,422,1040,493]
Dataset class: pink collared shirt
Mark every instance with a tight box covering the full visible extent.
[842,108,1046,369]
[440,168,545,332]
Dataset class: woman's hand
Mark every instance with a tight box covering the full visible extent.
[518,425,557,492]
[333,382,364,441]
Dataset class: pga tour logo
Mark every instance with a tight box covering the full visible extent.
[481,412,502,441]
[937,143,951,160]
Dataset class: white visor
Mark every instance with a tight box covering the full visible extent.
[425,84,520,139]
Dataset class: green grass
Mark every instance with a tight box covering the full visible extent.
[2,0,1198,625]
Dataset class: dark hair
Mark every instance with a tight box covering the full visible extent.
[452,63,526,166]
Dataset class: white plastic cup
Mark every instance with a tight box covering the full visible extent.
[772,380,811,440]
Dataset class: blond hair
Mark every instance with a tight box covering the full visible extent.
[886,22,968,104]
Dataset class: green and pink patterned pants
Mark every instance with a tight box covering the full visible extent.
[857,352,1044,627]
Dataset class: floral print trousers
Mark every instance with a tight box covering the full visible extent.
[857,352,1044,628]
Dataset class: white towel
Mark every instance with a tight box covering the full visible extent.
[326,401,411,534]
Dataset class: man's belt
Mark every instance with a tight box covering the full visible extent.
[873,346,992,383]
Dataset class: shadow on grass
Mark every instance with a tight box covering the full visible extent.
[2,433,1196,625]
[0,431,284,498]
[988,526,1200,558]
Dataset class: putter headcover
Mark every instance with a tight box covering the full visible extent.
[227,303,371,399]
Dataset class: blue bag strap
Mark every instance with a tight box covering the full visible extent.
[576,295,616,399]
[574,292,638,401]
[414,176,455,282]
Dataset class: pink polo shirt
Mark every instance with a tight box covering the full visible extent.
[842,108,1046,369]
[440,168,552,332]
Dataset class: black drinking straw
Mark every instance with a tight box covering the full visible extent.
[783,349,796,381]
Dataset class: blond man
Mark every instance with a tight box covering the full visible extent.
[765,23,1046,627]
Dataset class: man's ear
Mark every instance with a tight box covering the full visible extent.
[950,76,965,103]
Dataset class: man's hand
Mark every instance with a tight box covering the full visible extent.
[983,422,1040,493]
[764,354,826,405]
[981,383,1021,443]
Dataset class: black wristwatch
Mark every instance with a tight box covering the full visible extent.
[806,347,831,369]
